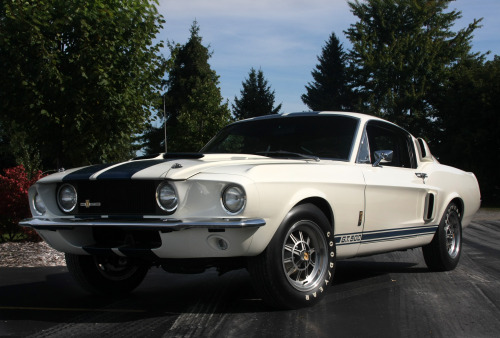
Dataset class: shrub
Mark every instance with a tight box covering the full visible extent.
[0,165,44,242]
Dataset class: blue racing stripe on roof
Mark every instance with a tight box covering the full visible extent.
[95,160,168,180]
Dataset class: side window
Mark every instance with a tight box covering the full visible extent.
[365,122,415,168]
[356,131,371,164]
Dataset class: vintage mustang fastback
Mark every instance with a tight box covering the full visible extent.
[21,112,481,309]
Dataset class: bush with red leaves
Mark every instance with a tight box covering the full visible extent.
[0,165,45,242]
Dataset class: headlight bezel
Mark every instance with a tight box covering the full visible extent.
[156,181,179,213]
[32,191,47,216]
[57,183,78,213]
[221,184,246,215]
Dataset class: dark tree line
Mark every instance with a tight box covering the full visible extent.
[1,0,498,203]
[301,0,498,204]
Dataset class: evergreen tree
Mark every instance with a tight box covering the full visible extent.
[161,22,232,152]
[345,0,481,137]
[301,33,351,111]
[233,68,282,120]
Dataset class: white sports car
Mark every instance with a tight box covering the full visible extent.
[21,112,481,309]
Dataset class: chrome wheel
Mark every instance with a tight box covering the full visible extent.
[282,220,328,292]
[248,203,335,309]
[445,211,461,259]
[422,202,462,271]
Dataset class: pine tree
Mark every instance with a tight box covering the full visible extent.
[145,22,232,153]
[302,33,351,111]
[345,0,481,137]
[233,68,282,120]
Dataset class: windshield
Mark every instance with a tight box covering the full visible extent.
[201,115,359,161]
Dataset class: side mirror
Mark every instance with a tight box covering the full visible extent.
[373,150,393,167]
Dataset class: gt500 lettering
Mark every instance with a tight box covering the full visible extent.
[340,234,362,243]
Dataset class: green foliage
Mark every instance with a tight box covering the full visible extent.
[345,0,481,137]
[233,68,282,120]
[159,22,232,152]
[434,56,500,204]
[0,0,166,169]
[0,122,16,169]
[302,33,352,111]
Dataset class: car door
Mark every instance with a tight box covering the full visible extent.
[356,121,432,256]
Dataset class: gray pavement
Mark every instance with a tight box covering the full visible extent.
[1,219,499,337]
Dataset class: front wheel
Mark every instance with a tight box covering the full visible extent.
[422,202,462,271]
[65,254,149,295]
[248,203,335,309]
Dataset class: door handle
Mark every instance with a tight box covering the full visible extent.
[415,172,428,183]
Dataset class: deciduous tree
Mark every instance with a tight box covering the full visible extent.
[0,0,166,169]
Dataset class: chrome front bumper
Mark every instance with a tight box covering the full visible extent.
[19,217,266,232]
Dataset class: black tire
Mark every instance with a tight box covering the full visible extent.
[248,203,336,309]
[65,253,149,295]
[422,202,462,271]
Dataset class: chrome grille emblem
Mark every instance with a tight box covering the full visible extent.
[80,200,102,208]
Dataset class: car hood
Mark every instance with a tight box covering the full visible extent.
[38,154,314,183]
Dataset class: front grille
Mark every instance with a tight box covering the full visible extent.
[92,227,162,249]
[64,180,163,215]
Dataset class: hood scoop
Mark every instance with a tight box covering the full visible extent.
[163,153,205,160]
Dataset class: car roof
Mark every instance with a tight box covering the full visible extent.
[234,111,391,125]
[229,111,414,141]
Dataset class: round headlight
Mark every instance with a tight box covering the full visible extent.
[222,185,246,215]
[33,192,47,215]
[58,184,77,213]
[156,182,178,212]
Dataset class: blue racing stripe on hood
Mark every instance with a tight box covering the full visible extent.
[96,159,168,180]
[62,163,115,181]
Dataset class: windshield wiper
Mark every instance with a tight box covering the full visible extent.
[255,150,320,162]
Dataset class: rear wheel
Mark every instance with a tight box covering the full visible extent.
[248,203,335,309]
[422,202,462,271]
[65,254,149,295]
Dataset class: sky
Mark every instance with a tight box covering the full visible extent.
[155,0,500,114]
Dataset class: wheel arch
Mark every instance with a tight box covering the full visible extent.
[440,195,464,221]
[247,195,336,256]
[294,197,334,232]
[450,197,464,220]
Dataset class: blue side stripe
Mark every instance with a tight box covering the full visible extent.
[335,225,437,246]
